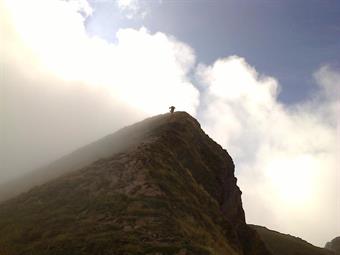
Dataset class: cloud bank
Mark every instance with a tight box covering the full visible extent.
[1,0,339,247]
[0,0,198,182]
[197,57,339,246]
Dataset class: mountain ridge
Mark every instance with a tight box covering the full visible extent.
[250,224,335,255]
[0,112,270,255]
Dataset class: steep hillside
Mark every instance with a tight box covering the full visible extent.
[250,225,335,255]
[0,112,270,255]
[325,237,340,254]
[0,115,164,202]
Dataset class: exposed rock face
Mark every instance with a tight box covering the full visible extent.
[0,112,271,255]
[325,237,340,254]
[250,225,335,255]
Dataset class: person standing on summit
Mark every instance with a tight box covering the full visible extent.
[169,106,175,114]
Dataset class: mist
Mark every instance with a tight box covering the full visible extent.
[0,0,198,184]
[1,0,339,247]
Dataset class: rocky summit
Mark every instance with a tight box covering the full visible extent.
[0,112,271,255]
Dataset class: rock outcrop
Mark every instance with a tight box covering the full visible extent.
[325,237,340,254]
[0,112,271,255]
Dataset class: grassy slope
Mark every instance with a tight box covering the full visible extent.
[250,225,335,255]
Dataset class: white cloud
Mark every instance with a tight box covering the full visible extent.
[117,0,138,10]
[116,0,147,19]
[67,0,93,18]
[0,0,198,182]
[197,56,339,246]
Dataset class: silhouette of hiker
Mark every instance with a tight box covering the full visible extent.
[169,106,175,114]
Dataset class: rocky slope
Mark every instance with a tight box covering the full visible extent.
[250,225,335,255]
[0,112,271,255]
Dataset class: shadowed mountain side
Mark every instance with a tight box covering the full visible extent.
[250,225,335,255]
[0,112,271,255]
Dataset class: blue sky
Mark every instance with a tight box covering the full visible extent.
[86,0,340,103]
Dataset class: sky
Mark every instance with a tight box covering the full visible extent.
[0,0,339,248]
